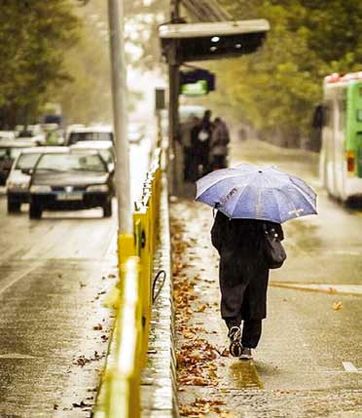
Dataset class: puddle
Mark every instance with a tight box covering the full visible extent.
[227,361,263,389]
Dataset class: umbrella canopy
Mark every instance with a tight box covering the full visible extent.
[195,163,317,223]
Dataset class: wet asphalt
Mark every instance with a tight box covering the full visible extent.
[172,139,362,418]
[0,203,118,417]
[0,141,150,417]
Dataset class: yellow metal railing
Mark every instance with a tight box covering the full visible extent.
[94,148,162,418]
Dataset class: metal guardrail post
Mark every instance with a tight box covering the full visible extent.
[133,208,152,362]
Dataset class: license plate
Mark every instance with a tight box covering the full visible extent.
[56,192,83,201]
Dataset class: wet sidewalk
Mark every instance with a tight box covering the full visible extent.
[170,198,362,418]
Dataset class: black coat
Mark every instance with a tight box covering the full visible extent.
[211,211,284,321]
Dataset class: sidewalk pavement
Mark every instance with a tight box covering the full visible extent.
[170,198,362,418]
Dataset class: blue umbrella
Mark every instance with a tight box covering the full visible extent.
[195,163,317,223]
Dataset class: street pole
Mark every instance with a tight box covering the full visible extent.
[168,0,180,195]
[107,0,132,236]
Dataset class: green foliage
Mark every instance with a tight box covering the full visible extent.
[53,0,168,124]
[209,0,362,146]
[52,2,112,124]
[0,0,79,127]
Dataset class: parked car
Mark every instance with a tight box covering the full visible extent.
[0,141,35,185]
[66,125,113,146]
[6,146,67,213]
[29,151,114,219]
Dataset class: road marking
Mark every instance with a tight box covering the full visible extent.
[270,282,362,296]
[0,262,42,296]
[0,353,36,359]
[342,362,360,373]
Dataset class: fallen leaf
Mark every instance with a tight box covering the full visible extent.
[72,401,91,408]
[332,301,343,310]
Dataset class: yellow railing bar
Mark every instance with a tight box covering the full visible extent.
[95,257,142,418]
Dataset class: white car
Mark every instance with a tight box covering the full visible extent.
[0,131,16,141]
[66,125,113,146]
[6,146,67,213]
[15,124,46,145]
[128,122,145,144]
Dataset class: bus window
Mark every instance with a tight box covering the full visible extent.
[339,99,347,129]
[357,110,362,122]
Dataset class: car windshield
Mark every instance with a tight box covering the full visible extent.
[15,153,40,169]
[98,150,113,164]
[69,132,113,144]
[36,153,106,173]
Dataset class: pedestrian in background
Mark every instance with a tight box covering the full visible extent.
[211,211,284,360]
[210,117,230,170]
[180,115,199,181]
[192,110,213,179]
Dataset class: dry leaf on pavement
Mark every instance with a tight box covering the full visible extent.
[332,301,343,310]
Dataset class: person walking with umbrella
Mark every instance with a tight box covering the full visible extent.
[196,164,317,360]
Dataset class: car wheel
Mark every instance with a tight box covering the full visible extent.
[7,199,21,213]
[29,202,42,219]
[103,200,112,218]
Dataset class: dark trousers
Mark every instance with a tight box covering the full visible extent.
[211,155,227,170]
[183,147,193,181]
[226,318,262,349]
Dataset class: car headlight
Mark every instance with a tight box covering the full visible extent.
[87,184,109,192]
[30,185,51,193]
[7,181,29,191]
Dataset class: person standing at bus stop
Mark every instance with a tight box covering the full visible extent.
[192,110,213,178]
[210,117,230,170]
[180,115,199,181]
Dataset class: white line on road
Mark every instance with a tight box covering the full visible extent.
[342,362,360,373]
[0,262,42,296]
[0,353,36,359]
[270,282,362,296]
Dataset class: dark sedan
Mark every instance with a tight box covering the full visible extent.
[29,151,114,219]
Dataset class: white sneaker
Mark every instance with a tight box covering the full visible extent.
[239,347,253,360]
[228,326,242,357]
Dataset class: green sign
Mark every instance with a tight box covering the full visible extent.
[181,80,208,96]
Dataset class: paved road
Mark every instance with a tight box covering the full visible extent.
[0,142,150,417]
[173,139,362,417]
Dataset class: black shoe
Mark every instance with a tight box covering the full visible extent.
[239,347,253,360]
[228,326,242,357]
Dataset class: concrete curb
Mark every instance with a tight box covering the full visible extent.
[141,173,179,418]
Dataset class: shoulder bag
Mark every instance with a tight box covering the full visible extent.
[262,223,287,269]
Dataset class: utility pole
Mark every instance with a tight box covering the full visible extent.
[107,0,132,236]
[168,0,181,195]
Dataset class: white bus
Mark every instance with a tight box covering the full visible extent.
[319,71,362,203]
